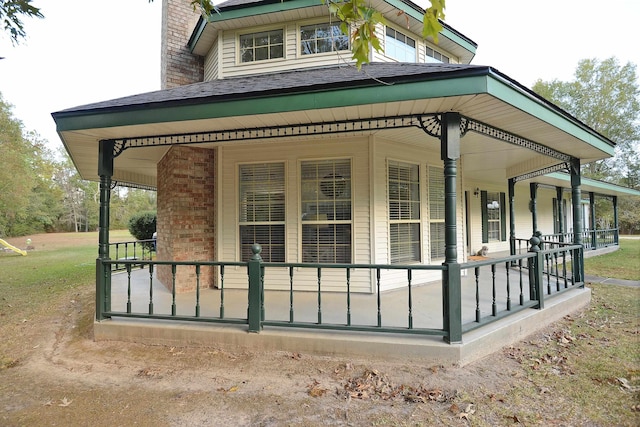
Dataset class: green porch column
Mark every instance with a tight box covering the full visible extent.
[613,196,619,244]
[529,183,538,236]
[556,186,564,242]
[590,192,597,249]
[508,178,516,256]
[96,140,114,321]
[440,112,462,344]
[570,158,584,284]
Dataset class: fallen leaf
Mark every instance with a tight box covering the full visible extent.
[58,397,72,407]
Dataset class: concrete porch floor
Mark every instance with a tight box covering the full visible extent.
[95,262,592,366]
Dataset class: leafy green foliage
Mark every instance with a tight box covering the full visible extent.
[532,58,640,185]
[127,211,157,243]
[0,0,43,44]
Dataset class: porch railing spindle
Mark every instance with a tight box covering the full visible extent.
[317,268,322,324]
[491,264,497,316]
[475,266,480,323]
[376,268,382,327]
[148,264,154,315]
[171,265,177,316]
[505,262,511,311]
[195,264,201,317]
[220,265,225,319]
[126,264,132,313]
[518,258,524,306]
[289,266,294,323]
[346,268,351,326]
[407,269,413,329]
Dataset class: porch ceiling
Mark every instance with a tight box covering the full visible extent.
[53,63,614,189]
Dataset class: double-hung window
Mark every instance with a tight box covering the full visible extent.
[385,27,416,62]
[300,22,349,55]
[239,29,284,63]
[388,161,420,263]
[428,166,445,260]
[239,163,285,262]
[301,159,352,263]
[481,190,507,243]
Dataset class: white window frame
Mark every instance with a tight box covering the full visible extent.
[425,46,450,64]
[486,191,501,242]
[238,27,285,64]
[388,160,421,264]
[299,21,349,56]
[385,27,416,62]
[300,158,352,264]
[238,162,286,262]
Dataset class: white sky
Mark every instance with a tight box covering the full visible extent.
[0,0,638,153]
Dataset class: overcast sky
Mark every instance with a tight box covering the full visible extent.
[0,0,638,153]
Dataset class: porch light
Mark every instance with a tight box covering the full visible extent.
[473,188,480,197]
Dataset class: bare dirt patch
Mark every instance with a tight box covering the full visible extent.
[1,233,638,426]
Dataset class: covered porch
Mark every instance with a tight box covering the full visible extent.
[53,63,616,355]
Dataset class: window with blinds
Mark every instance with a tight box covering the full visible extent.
[388,161,420,263]
[486,191,501,241]
[239,163,285,262]
[428,166,445,260]
[300,159,352,263]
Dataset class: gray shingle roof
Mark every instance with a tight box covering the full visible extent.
[56,62,489,115]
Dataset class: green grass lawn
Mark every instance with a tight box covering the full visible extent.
[584,237,640,281]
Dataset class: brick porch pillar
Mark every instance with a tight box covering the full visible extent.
[157,146,216,292]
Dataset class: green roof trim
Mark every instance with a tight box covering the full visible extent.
[54,75,489,132]
[485,73,615,156]
[383,0,477,54]
[207,0,321,23]
[546,172,640,196]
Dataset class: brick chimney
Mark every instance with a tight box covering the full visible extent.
[161,0,205,89]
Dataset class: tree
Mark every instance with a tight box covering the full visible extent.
[188,0,446,69]
[532,58,640,185]
[0,0,43,45]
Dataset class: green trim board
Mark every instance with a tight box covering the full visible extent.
[54,68,613,160]
[53,74,490,132]
[485,72,615,156]
[544,172,640,197]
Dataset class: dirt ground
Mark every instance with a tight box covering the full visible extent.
[0,233,636,426]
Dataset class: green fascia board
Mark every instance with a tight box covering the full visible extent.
[207,0,320,23]
[383,0,477,54]
[546,172,640,196]
[485,73,615,156]
[54,75,489,132]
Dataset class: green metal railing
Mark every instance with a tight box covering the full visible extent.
[109,239,156,271]
[460,243,582,333]
[95,241,584,343]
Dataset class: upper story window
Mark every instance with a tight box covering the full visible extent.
[425,46,450,64]
[300,22,349,55]
[239,29,284,63]
[385,27,416,62]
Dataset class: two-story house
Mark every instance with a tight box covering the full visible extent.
[52,0,638,359]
